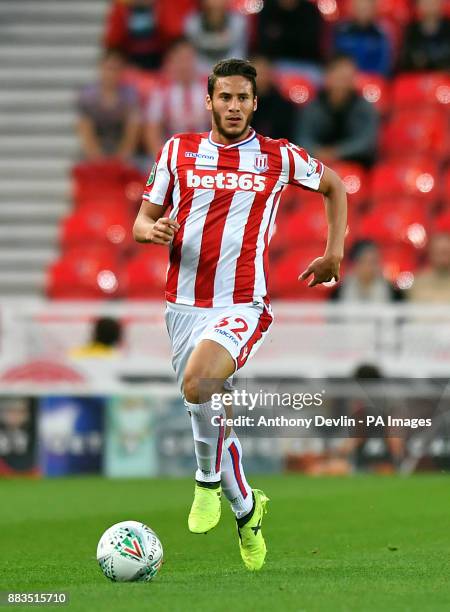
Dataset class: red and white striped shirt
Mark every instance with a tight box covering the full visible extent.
[142,129,324,307]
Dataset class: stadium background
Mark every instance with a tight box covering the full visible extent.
[0,2,449,609]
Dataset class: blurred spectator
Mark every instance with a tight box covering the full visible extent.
[408,233,450,302]
[399,0,450,71]
[0,398,38,476]
[77,50,141,161]
[257,0,325,83]
[158,0,197,42]
[296,55,379,167]
[145,38,209,158]
[184,0,249,72]
[340,364,404,472]
[70,317,123,358]
[103,0,163,71]
[333,0,392,76]
[251,56,296,140]
[330,240,404,302]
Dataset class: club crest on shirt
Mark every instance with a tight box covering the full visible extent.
[254,153,268,173]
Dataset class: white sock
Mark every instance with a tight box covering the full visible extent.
[221,433,253,518]
[185,399,225,484]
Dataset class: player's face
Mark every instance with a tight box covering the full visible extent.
[207,76,257,142]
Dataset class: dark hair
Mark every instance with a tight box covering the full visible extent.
[348,239,378,262]
[208,58,257,98]
[93,317,122,347]
[353,363,383,379]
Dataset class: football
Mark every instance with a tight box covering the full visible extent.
[96,521,163,582]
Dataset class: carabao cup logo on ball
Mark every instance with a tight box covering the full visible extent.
[97,521,163,583]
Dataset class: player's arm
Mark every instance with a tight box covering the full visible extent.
[133,138,180,245]
[133,200,179,245]
[299,166,347,287]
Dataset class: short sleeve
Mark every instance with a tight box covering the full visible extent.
[286,142,324,191]
[142,138,174,206]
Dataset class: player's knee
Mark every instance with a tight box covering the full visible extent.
[183,372,201,404]
[183,369,224,404]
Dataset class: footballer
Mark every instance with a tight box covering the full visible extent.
[133,58,347,570]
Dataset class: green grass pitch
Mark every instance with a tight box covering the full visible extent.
[1,474,449,611]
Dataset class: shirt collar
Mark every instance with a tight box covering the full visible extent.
[208,128,256,149]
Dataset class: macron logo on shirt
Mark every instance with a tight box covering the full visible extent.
[185,151,215,160]
[186,169,266,192]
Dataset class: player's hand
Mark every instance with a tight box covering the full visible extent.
[147,218,180,245]
[298,255,341,287]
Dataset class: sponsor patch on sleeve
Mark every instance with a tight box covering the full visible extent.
[146,163,157,187]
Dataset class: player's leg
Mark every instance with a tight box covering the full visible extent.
[183,339,235,533]
[164,304,235,533]
[221,430,253,517]
[221,424,269,571]
[186,303,272,568]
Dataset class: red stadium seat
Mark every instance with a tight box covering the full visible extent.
[277,184,320,215]
[381,110,448,159]
[371,158,439,205]
[433,212,450,234]
[275,198,356,250]
[270,247,336,300]
[355,73,391,114]
[60,206,133,252]
[46,248,122,299]
[72,160,145,209]
[357,198,429,247]
[391,72,450,110]
[330,161,369,210]
[274,71,316,106]
[123,247,169,298]
[442,168,450,206]
[275,201,328,246]
[271,188,323,255]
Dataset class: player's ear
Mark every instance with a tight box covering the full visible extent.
[253,95,258,111]
[206,95,212,111]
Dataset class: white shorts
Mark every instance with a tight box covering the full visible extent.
[165,300,273,393]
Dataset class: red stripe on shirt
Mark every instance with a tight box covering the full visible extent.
[193,147,240,307]
[162,138,175,207]
[232,139,276,303]
[165,135,202,302]
[262,188,283,289]
[232,189,269,304]
[287,147,296,184]
[233,137,284,303]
